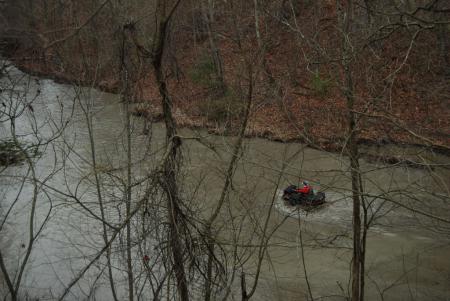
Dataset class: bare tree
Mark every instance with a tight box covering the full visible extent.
[0,60,72,301]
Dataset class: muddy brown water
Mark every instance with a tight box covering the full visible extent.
[1,62,449,300]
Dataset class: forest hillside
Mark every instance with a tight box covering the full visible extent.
[2,0,449,152]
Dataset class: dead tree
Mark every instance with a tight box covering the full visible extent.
[124,1,189,300]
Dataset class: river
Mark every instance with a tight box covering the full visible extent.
[1,61,449,300]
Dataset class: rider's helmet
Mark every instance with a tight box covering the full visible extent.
[303,180,309,186]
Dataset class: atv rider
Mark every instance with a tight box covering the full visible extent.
[296,181,311,196]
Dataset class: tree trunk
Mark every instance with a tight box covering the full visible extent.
[204,0,226,94]
[120,26,135,301]
[241,272,249,301]
[152,2,189,300]
[341,1,362,300]
[360,195,369,301]
[255,0,283,101]
[84,92,119,301]
[349,133,362,301]
[204,62,254,301]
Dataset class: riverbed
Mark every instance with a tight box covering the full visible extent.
[1,61,449,300]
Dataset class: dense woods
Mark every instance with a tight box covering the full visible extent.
[0,0,449,300]
[2,0,449,149]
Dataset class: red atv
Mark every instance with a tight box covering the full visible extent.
[283,185,326,207]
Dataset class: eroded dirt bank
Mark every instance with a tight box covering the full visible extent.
[5,50,450,170]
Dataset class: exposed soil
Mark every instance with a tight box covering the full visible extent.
[3,21,449,161]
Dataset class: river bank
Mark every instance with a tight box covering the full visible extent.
[6,52,450,169]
